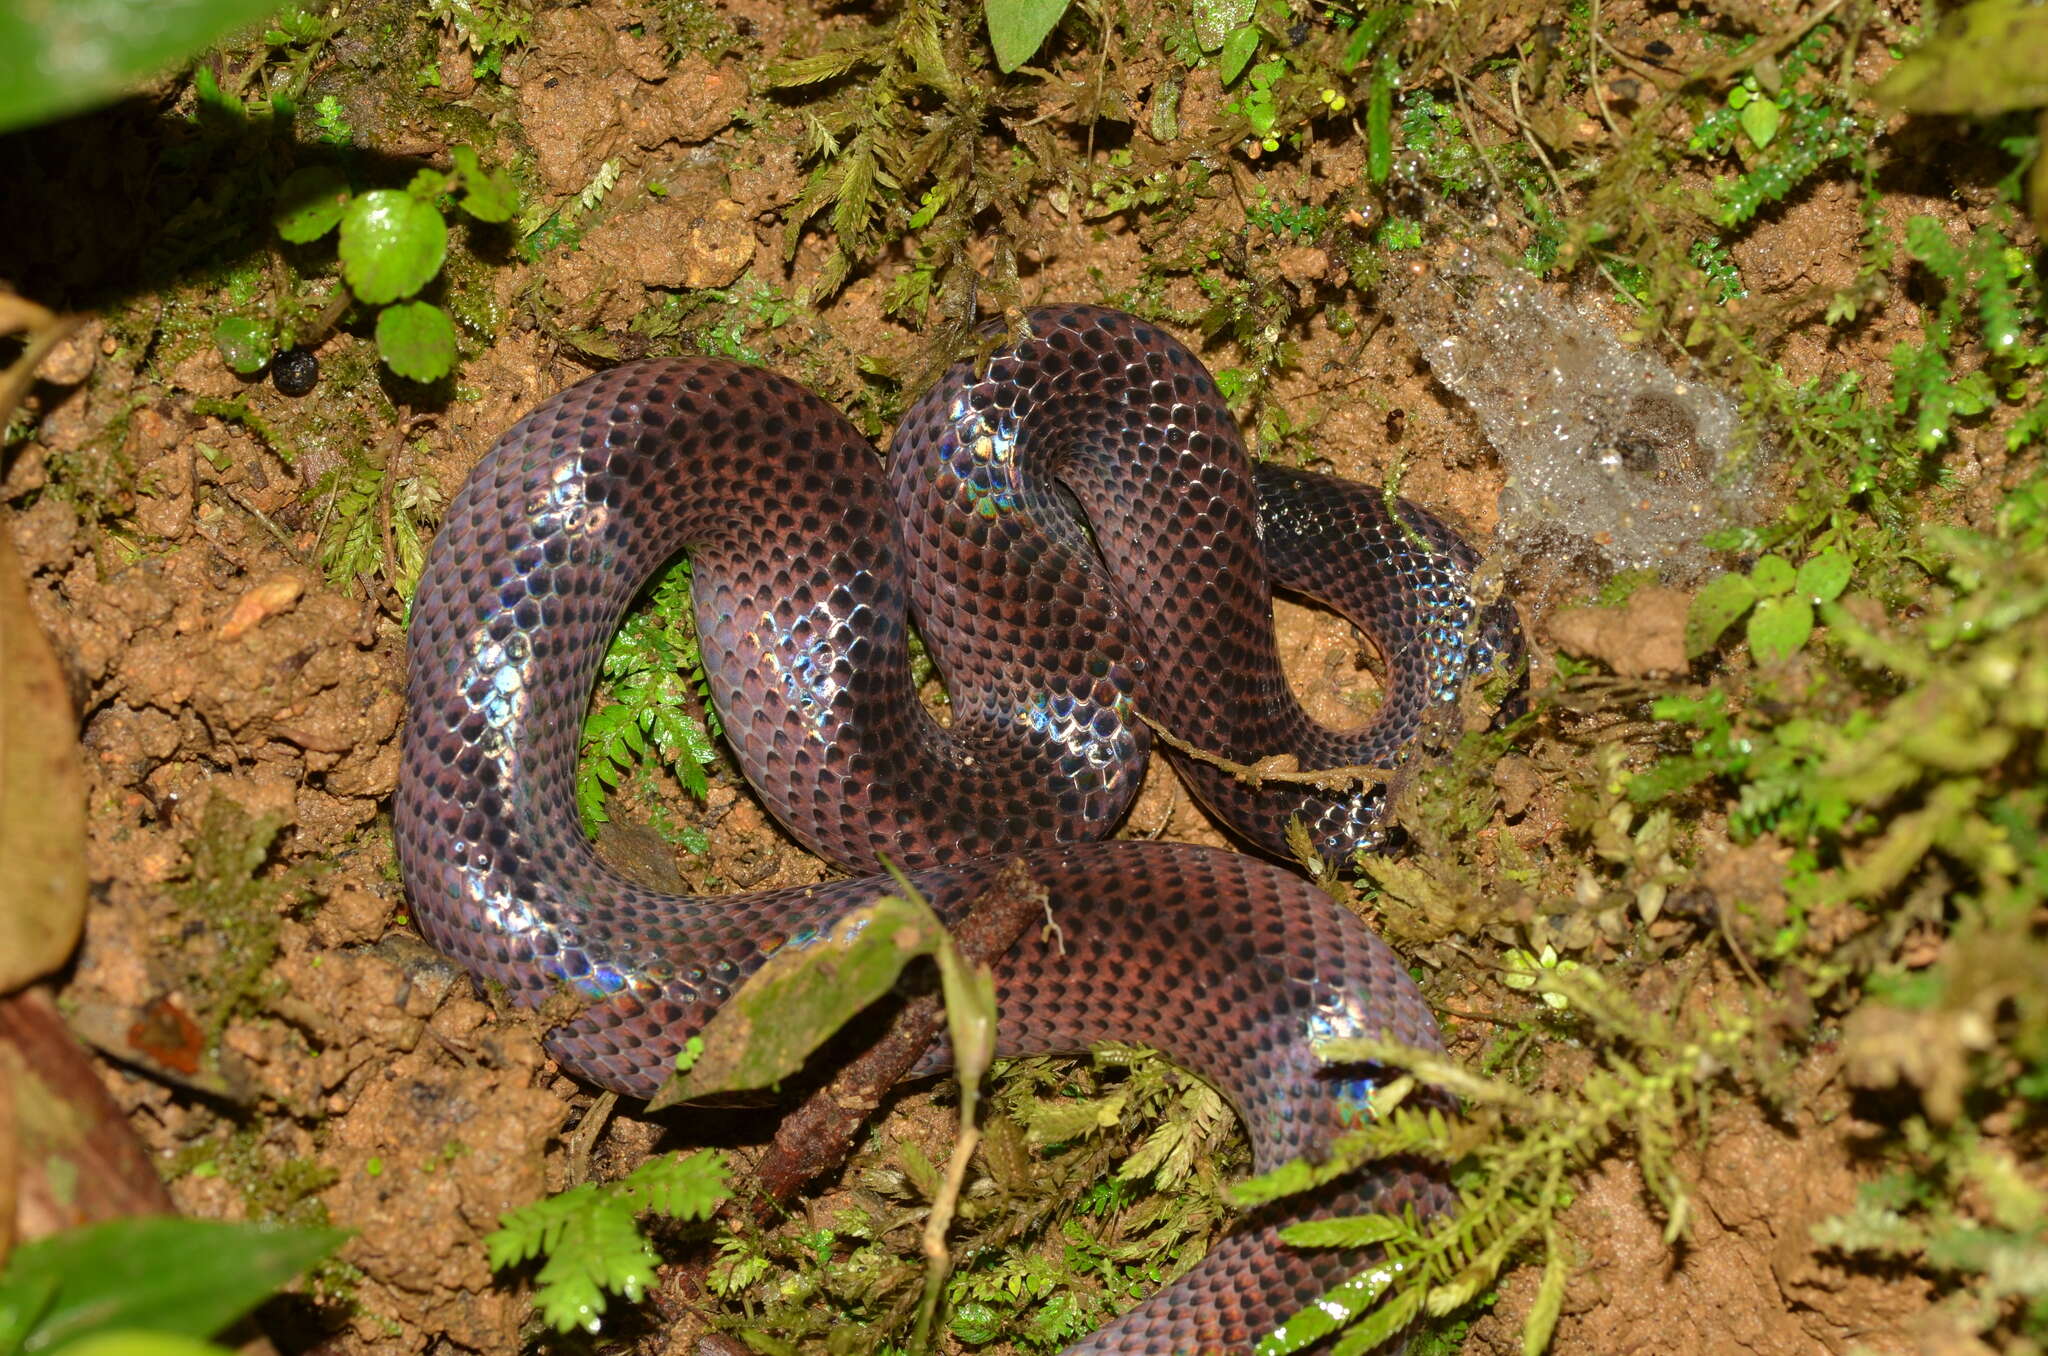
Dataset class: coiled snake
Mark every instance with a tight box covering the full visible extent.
[394,305,1522,1352]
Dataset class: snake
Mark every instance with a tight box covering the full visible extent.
[393,304,1523,1353]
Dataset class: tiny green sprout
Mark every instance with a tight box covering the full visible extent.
[1319,87,1347,113]
[365,1157,384,1177]
[675,1034,705,1074]
[251,147,516,383]
[1501,946,1579,1010]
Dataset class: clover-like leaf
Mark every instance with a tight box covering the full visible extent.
[339,189,448,304]
[1795,549,1851,603]
[1747,593,1814,665]
[211,316,273,375]
[1685,571,1758,659]
[375,301,459,382]
[274,165,351,243]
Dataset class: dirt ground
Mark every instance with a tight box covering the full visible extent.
[1,0,2026,1351]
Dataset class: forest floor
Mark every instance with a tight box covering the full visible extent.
[3,0,2045,1352]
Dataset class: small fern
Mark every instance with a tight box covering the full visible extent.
[1809,1126,2048,1345]
[576,559,722,831]
[486,1150,730,1333]
[1238,969,1772,1356]
[309,450,444,599]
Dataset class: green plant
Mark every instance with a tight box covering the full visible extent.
[418,0,533,79]
[310,94,352,144]
[1241,970,1777,1356]
[1811,1124,2048,1345]
[0,1217,344,1356]
[216,148,517,383]
[0,0,283,134]
[486,1152,730,1332]
[307,444,445,598]
[576,561,721,833]
[1683,549,1851,665]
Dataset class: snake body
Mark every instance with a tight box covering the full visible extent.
[394,305,1521,1352]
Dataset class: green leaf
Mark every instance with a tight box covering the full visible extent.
[44,1332,228,1356]
[1219,24,1260,86]
[450,146,518,224]
[649,893,948,1107]
[1684,572,1758,659]
[1746,593,1814,665]
[1367,60,1394,184]
[1874,0,2048,116]
[1277,1215,1405,1248]
[985,0,1070,72]
[1522,1231,1569,1356]
[1327,1287,1424,1356]
[1795,549,1851,603]
[1212,24,1261,86]
[1738,95,1780,148]
[1749,555,1795,595]
[0,0,284,135]
[374,302,458,382]
[2,1218,344,1354]
[1254,1266,1397,1355]
[274,166,350,243]
[338,190,448,304]
[1193,0,1254,52]
[211,317,273,374]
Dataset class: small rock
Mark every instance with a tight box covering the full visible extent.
[220,572,307,639]
[40,321,103,385]
[1547,585,1690,678]
[310,888,393,948]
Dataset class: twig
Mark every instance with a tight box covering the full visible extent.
[727,860,1046,1224]
[1138,711,1394,793]
[1508,67,1570,203]
[1588,0,1623,139]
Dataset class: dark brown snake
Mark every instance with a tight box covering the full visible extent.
[394,305,1522,1352]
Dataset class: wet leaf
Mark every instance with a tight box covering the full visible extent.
[2,1218,344,1353]
[338,190,447,305]
[0,515,87,990]
[211,317,272,374]
[1253,1265,1398,1355]
[650,894,945,1107]
[375,301,458,382]
[1684,572,1758,659]
[1193,0,1254,52]
[1748,593,1814,665]
[985,0,1070,72]
[1875,0,2048,116]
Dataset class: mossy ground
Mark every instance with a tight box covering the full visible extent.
[3,0,2044,1351]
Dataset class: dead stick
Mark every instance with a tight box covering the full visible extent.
[735,859,1046,1224]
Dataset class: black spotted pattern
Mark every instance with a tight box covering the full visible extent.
[395,307,1521,1354]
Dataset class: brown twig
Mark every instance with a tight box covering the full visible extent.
[1138,712,1394,793]
[729,859,1047,1224]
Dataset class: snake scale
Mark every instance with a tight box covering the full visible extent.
[394,304,1523,1352]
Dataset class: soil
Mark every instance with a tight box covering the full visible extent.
[0,0,2021,1353]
